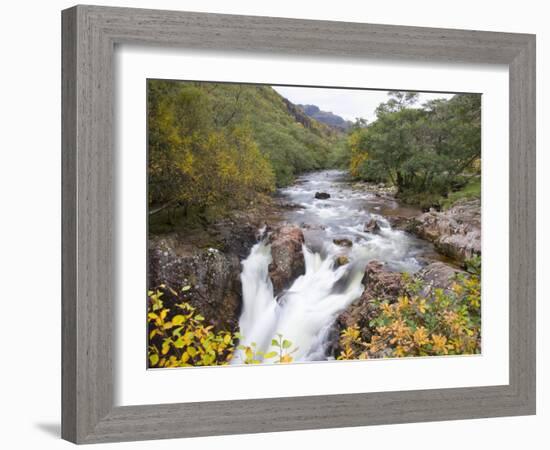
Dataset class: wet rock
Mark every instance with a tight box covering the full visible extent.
[301,223,327,231]
[386,215,414,231]
[364,218,381,234]
[333,238,353,247]
[407,200,481,263]
[268,225,306,296]
[280,202,304,210]
[148,237,242,332]
[334,255,350,267]
[360,261,405,300]
[332,261,405,350]
[314,192,331,199]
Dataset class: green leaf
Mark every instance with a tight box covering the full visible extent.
[181,285,191,292]
[149,354,159,366]
[282,339,292,349]
[172,314,186,325]
[271,339,280,347]
[263,351,277,359]
[173,337,185,349]
[183,331,195,342]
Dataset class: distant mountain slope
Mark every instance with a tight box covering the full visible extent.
[298,104,352,130]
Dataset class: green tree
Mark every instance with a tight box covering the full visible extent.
[348,92,481,207]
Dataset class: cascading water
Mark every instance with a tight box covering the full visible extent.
[232,170,438,364]
[235,240,365,363]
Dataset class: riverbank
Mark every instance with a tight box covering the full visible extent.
[388,199,481,264]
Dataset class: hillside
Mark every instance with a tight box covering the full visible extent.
[147,80,345,228]
[223,85,342,186]
[298,104,352,130]
[149,81,343,187]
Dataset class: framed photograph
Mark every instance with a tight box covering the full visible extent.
[62,5,536,444]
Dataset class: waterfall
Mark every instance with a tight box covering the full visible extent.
[233,240,365,364]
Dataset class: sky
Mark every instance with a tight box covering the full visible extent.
[272,86,454,123]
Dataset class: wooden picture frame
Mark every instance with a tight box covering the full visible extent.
[61,4,536,444]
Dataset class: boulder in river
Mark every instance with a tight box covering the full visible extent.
[268,225,306,296]
[386,215,413,231]
[364,218,381,234]
[333,238,353,247]
[314,192,331,199]
[334,255,350,267]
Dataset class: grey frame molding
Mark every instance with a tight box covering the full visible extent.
[62,5,536,444]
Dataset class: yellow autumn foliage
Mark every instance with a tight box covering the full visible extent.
[148,286,298,368]
[147,287,237,368]
[337,262,481,360]
[148,81,276,221]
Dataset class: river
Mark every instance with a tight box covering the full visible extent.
[233,170,440,364]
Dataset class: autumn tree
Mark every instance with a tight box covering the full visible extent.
[147,80,275,222]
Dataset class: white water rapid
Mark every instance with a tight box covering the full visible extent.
[232,170,439,364]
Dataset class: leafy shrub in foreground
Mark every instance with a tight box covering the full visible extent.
[235,334,299,364]
[338,264,481,360]
[147,287,237,368]
[147,286,299,368]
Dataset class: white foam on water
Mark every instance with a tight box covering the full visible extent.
[234,242,364,364]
